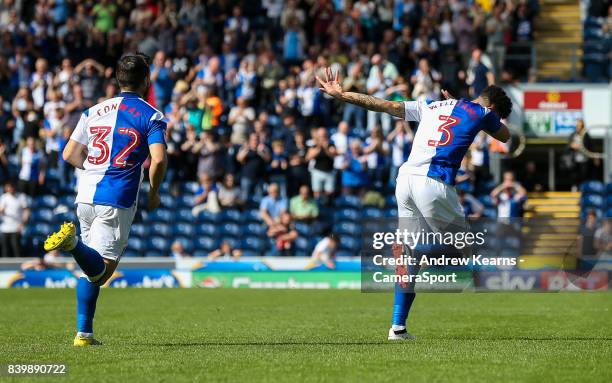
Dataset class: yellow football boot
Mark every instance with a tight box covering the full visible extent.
[44,222,77,252]
[73,335,102,346]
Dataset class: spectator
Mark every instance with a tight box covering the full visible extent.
[170,241,191,260]
[307,233,339,269]
[237,133,270,201]
[306,127,336,200]
[363,125,389,188]
[341,140,369,196]
[567,119,591,190]
[290,185,319,222]
[192,173,220,216]
[411,58,441,101]
[228,96,255,145]
[458,189,484,218]
[18,136,46,197]
[341,63,366,131]
[259,183,288,227]
[267,211,298,256]
[150,50,175,109]
[466,48,494,98]
[387,120,413,187]
[579,210,599,258]
[0,180,30,257]
[208,240,242,260]
[490,171,528,218]
[269,139,289,196]
[594,220,611,257]
[217,173,243,209]
[21,250,67,270]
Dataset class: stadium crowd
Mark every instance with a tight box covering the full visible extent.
[0,0,607,258]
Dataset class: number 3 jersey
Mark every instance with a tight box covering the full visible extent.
[70,91,167,209]
[398,99,502,185]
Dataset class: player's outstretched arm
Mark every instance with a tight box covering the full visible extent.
[148,143,167,210]
[62,140,87,170]
[316,67,405,119]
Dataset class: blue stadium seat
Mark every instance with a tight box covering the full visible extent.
[223,237,241,249]
[177,195,194,207]
[176,208,194,223]
[159,194,176,209]
[241,250,259,257]
[384,208,397,218]
[242,236,267,253]
[295,237,315,254]
[333,208,360,223]
[339,236,361,252]
[174,222,195,237]
[123,250,141,257]
[197,210,221,224]
[193,250,209,257]
[334,222,362,237]
[503,236,521,250]
[582,194,604,208]
[146,236,170,253]
[148,208,172,222]
[196,223,218,236]
[35,195,58,209]
[194,237,218,252]
[57,210,77,223]
[336,250,355,258]
[483,208,497,218]
[151,223,172,237]
[221,223,241,237]
[32,223,53,236]
[607,183,612,194]
[581,181,604,194]
[335,195,361,209]
[221,209,242,223]
[131,223,147,238]
[128,237,146,252]
[385,195,397,208]
[477,195,495,208]
[607,195,612,207]
[294,221,312,237]
[244,209,261,223]
[182,182,200,195]
[363,207,383,219]
[59,195,75,206]
[607,207,612,218]
[244,222,266,237]
[32,208,55,223]
[173,236,194,252]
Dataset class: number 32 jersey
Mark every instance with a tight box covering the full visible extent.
[71,91,167,209]
[398,99,501,185]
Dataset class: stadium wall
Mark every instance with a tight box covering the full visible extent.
[1,257,610,291]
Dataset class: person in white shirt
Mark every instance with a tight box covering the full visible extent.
[308,234,339,269]
[0,181,30,257]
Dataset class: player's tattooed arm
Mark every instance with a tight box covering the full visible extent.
[316,67,405,119]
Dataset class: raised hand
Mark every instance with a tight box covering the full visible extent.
[316,67,343,99]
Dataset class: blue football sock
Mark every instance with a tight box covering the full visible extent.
[392,283,416,327]
[70,241,105,278]
[76,277,100,334]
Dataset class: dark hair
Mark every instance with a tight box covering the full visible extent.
[480,85,512,119]
[116,53,150,91]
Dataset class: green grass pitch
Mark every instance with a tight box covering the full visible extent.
[1,289,611,382]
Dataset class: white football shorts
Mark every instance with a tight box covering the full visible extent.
[76,203,137,261]
[395,173,466,234]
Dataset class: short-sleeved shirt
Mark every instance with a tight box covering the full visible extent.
[0,192,29,233]
[70,91,167,208]
[399,99,501,185]
[259,196,287,221]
